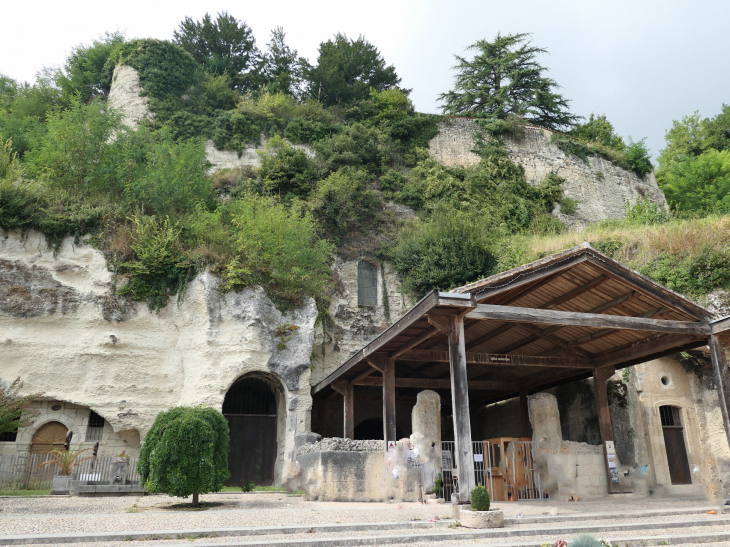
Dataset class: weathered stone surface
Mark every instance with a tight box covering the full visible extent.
[311,258,413,385]
[428,118,668,227]
[0,230,317,484]
[528,392,562,454]
[108,65,152,129]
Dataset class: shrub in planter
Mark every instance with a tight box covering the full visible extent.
[470,484,490,511]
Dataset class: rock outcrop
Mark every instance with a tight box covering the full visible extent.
[0,230,317,482]
[428,118,668,228]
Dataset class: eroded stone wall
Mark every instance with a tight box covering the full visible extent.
[0,230,317,483]
[428,118,668,227]
[310,258,413,386]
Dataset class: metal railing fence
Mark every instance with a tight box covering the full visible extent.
[440,440,544,502]
[0,453,140,490]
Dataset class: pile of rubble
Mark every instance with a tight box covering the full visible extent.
[298,437,384,454]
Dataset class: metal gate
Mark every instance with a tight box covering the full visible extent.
[440,440,543,501]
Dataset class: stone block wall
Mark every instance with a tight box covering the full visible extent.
[428,118,668,227]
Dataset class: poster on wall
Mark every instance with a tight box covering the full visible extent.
[607,453,620,483]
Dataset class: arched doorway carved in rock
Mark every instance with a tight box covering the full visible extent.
[222,375,279,486]
[30,422,68,453]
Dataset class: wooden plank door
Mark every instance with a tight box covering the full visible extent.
[662,426,691,485]
[225,415,277,487]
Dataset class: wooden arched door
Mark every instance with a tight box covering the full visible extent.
[30,422,68,453]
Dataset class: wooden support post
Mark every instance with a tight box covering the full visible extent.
[448,313,476,502]
[709,335,730,450]
[383,357,396,452]
[332,381,354,440]
[594,366,620,494]
[520,389,532,438]
[344,384,354,440]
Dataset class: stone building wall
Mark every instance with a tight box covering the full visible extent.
[0,230,317,484]
[428,118,668,228]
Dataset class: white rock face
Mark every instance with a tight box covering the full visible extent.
[0,230,317,482]
[429,118,668,227]
[108,65,153,129]
[310,257,413,385]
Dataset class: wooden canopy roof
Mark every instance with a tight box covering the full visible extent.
[312,243,725,406]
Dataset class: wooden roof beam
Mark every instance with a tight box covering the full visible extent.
[466,304,711,335]
[397,349,591,369]
[353,376,518,391]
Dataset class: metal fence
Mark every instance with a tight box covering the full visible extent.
[0,453,140,491]
[440,440,544,502]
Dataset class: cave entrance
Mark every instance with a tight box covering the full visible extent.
[223,376,278,487]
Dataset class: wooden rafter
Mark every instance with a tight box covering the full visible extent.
[397,349,591,369]
[353,376,517,391]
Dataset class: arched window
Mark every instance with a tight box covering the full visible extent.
[357,261,377,306]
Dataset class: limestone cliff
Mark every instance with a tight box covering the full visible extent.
[0,230,317,481]
[428,118,668,228]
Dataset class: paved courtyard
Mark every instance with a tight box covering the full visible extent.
[1,493,729,547]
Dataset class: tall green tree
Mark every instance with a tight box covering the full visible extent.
[173,12,262,92]
[55,31,126,103]
[439,32,579,130]
[137,406,229,506]
[262,27,304,98]
[569,114,625,150]
[304,34,401,106]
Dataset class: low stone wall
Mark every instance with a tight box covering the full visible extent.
[292,438,423,502]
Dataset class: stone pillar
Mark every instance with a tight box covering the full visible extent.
[527,392,562,454]
[411,390,442,494]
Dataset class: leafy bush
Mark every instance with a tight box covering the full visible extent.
[658,149,730,214]
[308,168,381,243]
[27,98,122,194]
[569,114,625,150]
[116,216,197,310]
[258,135,318,199]
[470,484,490,511]
[638,245,730,297]
[624,137,652,178]
[314,122,395,175]
[393,205,501,298]
[137,406,229,505]
[0,138,21,181]
[115,39,201,117]
[623,197,669,225]
[214,195,334,306]
[379,169,406,199]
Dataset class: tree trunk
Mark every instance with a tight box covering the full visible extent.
[192,492,199,506]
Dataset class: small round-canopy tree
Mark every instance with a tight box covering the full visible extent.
[439,32,579,130]
[138,406,229,506]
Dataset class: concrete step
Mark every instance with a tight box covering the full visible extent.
[502,504,719,524]
[3,516,728,546]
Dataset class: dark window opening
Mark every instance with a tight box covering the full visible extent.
[357,261,377,306]
[0,429,18,442]
[660,405,681,427]
[86,410,105,441]
[223,377,277,415]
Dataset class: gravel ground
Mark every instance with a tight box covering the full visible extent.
[0,493,725,547]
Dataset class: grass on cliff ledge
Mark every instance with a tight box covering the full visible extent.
[513,214,730,300]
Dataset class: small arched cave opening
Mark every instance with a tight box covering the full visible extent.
[222,374,281,487]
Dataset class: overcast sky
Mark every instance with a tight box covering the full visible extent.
[2,0,728,160]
